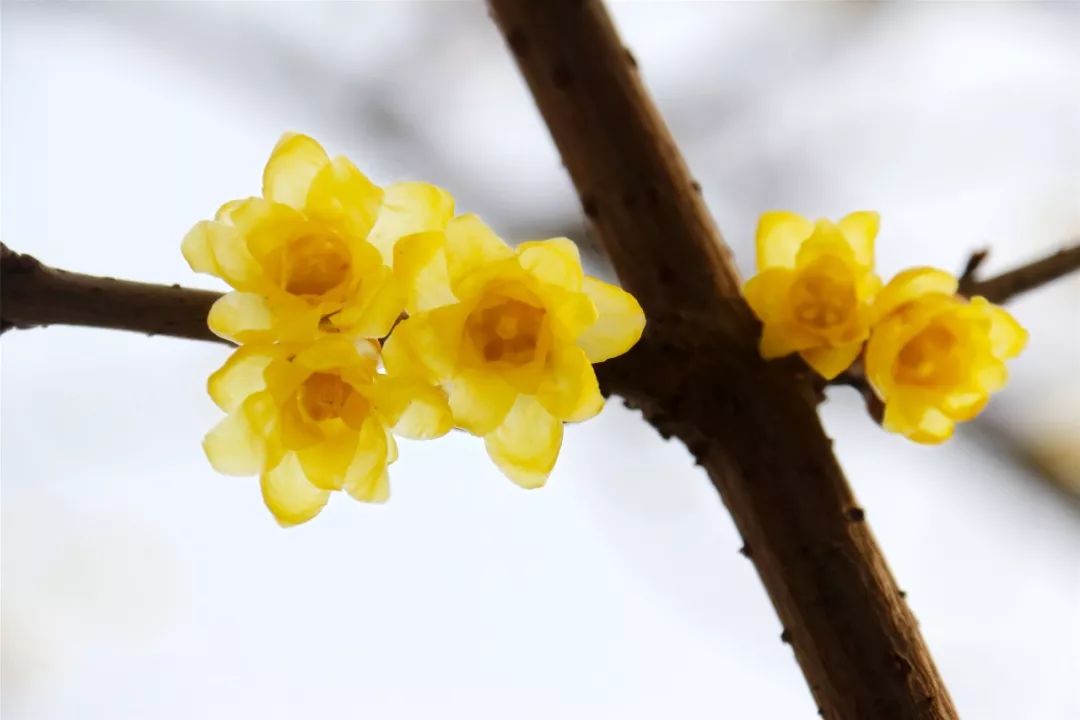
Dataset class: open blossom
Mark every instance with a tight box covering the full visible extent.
[381,215,645,488]
[182,133,453,343]
[743,211,882,379]
[203,336,452,525]
[866,267,1026,443]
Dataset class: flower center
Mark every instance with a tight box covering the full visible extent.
[281,234,351,297]
[790,272,855,330]
[298,372,353,422]
[466,298,546,365]
[895,323,961,387]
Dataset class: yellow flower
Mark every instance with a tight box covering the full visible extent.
[381,215,645,488]
[203,336,452,526]
[743,211,882,379]
[182,133,453,343]
[865,267,1027,443]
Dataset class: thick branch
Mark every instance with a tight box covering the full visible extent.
[487,2,951,718]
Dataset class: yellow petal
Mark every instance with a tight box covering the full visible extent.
[181,219,261,291]
[371,376,453,440]
[385,427,399,464]
[836,211,879,267]
[304,156,384,242]
[942,391,988,422]
[574,277,645,363]
[262,133,331,209]
[208,345,280,412]
[393,231,456,313]
[874,267,959,322]
[756,211,813,269]
[293,336,371,373]
[182,220,225,277]
[331,266,407,338]
[278,400,323,450]
[544,285,599,344]
[203,404,265,476]
[864,316,905,398]
[971,297,1028,360]
[909,408,956,444]
[484,395,563,489]
[224,198,309,263]
[447,369,518,436]
[536,346,604,422]
[346,470,390,504]
[799,341,863,380]
[208,292,276,344]
[973,357,1008,393]
[344,419,391,502]
[742,268,794,323]
[444,213,514,287]
[516,238,584,291]
[856,271,883,303]
[382,305,467,381]
[759,321,819,358]
[881,392,922,437]
[883,393,955,444]
[795,220,856,267]
[260,453,330,527]
[368,181,455,263]
[297,428,359,491]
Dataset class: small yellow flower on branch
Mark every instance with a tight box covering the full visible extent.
[865,268,1027,443]
[743,211,882,379]
[182,133,453,343]
[185,132,648,516]
[382,215,645,488]
[203,336,452,526]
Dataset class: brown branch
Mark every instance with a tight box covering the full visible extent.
[2,243,220,343]
[958,243,1080,303]
[486,2,955,718]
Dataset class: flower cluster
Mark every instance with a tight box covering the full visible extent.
[185,133,645,525]
[743,211,1027,443]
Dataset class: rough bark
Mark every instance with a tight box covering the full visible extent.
[485,1,957,717]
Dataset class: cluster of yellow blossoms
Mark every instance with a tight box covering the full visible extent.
[744,211,1027,443]
[184,133,645,525]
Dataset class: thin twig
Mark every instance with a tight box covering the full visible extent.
[958,243,1080,303]
[1,244,219,342]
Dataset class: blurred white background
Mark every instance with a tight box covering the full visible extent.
[2,2,1079,718]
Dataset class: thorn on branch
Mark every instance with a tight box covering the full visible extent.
[846,507,866,523]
